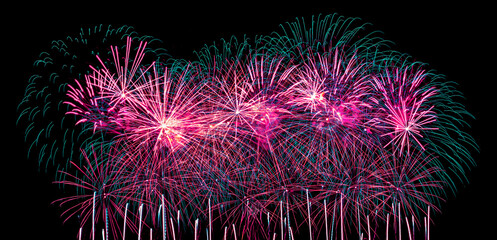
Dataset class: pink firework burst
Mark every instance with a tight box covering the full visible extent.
[371,66,438,155]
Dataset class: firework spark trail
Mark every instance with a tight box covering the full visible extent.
[18,14,477,239]
[370,66,438,155]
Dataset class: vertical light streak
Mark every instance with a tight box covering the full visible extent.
[412,215,415,240]
[398,203,402,240]
[427,206,431,240]
[340,196,344,240]
[92,192,96,240]
[170,218,176,240]
[386,213,390,240]
[397,203,402,240]
[268,211,271,237]
[138,204,143,240]
[123,203,128,240]
[177,210,180,234]
[280,200,284,240]
[424,217,427,240]
[306,189,312,240]
[105,208,109,240]
[208,198,212,240]
[324,200,329,240]
[194,218,199,240]
[286,196,291,240]
[162,195,166,240]
[233,224,238,240]
[405,217,413,240]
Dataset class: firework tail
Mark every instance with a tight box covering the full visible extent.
[324,200,329,240]
[208,198,212,240]
[424,217,427,240]
[123,203,128,240]
[93,192,96,240]
[427,206,430,240]
[138,204,143,240]
[233,224,237,240]
[367,215,371,240]
[170,218,176,240]
[176,210,180,235]
[162,195,166,240]
[306,189,312,240]
[387,213,390,240]
[280,200,283,240]
[105,208,109,240]
[398,203,401,240]
[405,217,412,240]
[194,219,199,240]
[412,215,415,240]
[341,196,344,240]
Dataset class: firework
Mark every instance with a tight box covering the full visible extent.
[18,14,477,240]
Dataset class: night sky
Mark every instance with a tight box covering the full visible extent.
[7,3,493,240]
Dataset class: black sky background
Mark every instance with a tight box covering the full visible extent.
[6,2,494,240]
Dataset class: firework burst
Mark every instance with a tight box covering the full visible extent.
[18,14,477,240]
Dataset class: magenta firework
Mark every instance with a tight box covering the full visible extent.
[18,14,477,240]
